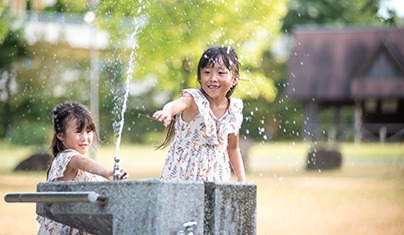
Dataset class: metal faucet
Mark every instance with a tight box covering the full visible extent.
[113,156,121,180]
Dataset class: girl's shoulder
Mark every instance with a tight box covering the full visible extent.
[182,88,206,106]
[58,149,82,158]
[48,149,82,182]
[182,88,203,98]
[227,98,244,130]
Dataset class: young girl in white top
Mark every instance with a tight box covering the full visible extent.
[153,46,246,182]
[37,101,127,235]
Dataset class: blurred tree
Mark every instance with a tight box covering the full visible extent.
[0,14,27,141]
[96,0,289,142]
[97,0,288,102]
[8,40,91,145]
[0,2,8,43]
[282,0,396,32]
[43,0,89,13]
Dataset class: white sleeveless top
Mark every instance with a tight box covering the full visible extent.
[37,149,103,235]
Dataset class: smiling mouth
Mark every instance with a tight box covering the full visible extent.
[208,85,220,89]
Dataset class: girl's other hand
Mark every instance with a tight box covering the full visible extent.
[119,169,129,180]
[107,169,129,181]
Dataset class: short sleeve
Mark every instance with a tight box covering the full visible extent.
[223,98,243,135]
[231,98,243,131]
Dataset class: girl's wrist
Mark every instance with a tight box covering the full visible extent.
[162,109,172,116]
[238,178,246,183]
[106,170,114,180]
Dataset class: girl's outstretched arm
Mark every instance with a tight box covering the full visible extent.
[68,156,117,180]
[228,133,246,182]
[153,93,195,127]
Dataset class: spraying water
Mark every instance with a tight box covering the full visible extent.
[112,19,144,161]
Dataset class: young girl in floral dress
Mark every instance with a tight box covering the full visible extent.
[37,101,127,235]
[153,46,246,182]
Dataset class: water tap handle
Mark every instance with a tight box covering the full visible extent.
[184,221,197,232]
[113,156,121,180]
[177,221,197,235]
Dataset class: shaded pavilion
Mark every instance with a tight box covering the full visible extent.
[286,26,404,142]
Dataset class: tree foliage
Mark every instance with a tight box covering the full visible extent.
[0,22,28,142]
[282,0,390,33]
[0,3,8,43]
[43,0,89,13]
[97,0,288,102]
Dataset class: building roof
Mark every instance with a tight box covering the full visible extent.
[286,26,404,104]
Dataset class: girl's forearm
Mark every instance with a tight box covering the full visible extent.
[86,159,113,179]
[72,157,113,180]
[163,99,188,117]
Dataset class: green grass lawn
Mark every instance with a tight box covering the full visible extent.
[1,142,403,234]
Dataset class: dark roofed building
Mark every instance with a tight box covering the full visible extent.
[286,27,404,142]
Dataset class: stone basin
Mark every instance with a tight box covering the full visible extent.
[35,180,256,234]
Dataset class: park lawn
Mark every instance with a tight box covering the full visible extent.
[0,142,403,234]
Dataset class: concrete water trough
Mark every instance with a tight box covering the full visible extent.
[5,180,256,234]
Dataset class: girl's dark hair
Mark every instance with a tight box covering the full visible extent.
[156,46,240,150]
[197,46,240,97]
[47,101,99,177]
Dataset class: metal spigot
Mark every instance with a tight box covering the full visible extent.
[113,156,121,180]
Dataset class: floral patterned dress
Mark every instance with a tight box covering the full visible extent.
[37,149,104,235]
[160,88,243,182]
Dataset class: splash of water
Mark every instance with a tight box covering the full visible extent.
[113,21,143,159]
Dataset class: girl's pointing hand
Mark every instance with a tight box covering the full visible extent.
[153,110,172,127]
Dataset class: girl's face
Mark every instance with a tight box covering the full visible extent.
[57,119,93,155]
[200,57,237,100]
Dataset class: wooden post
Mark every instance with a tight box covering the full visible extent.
[354,100,362,143]
[303,100,319,141]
